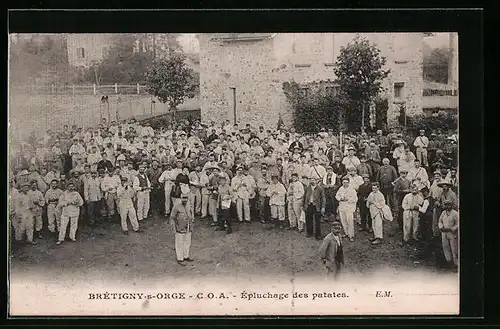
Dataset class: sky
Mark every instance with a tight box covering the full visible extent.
[176,32,453,54]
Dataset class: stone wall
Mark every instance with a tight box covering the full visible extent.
[67,34,115,67]
[199,34,283,129]
[200,33,424,130]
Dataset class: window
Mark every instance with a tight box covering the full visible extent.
[77,47,85,59]
[299,88,310,98]
[394,82,405,100]
[326,86,340,96]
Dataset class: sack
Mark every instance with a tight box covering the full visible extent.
[381,205,393,222]
[299,209,306,223]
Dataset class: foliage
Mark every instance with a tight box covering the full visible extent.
[374,97,389,131]
[9,34,71,86]
[282,81,343,133]
[423,44,450,84]
[333,36,390,131]
[396,107,457,134]
[145,53,198,119]
[91,34,154,84]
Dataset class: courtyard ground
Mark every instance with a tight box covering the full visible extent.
[9,212,454,281]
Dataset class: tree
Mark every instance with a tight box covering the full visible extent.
[96,34,154,84]
[333,36,390,131]
[423,46,450,84]
[145,53,197,120]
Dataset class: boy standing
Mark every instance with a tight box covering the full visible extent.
[319,221,344,280]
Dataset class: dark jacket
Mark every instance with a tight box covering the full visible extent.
[303,184,326,212]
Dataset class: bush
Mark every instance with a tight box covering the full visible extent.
[397,108,458,135]
[283,81,342,133]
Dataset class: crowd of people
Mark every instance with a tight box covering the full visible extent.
[9,116,459,270]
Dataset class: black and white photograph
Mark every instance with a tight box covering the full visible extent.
[8,30,462,315]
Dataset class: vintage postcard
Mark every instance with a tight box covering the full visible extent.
[8,31,460,316]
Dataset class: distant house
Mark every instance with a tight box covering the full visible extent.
[199,33,457,129]
[66,34,116,68]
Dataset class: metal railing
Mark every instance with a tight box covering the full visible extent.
[10,83,146,96]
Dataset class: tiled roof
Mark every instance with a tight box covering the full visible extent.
[210,33,276,42]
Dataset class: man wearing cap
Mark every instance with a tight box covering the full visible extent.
[445,168,459,196]
[287,173,305,231]
[45,179,64,236]
[56,180,84,245]
[414,130,429,167]
[117,176,142,234]
[267,174,287,229]
[133,163,152,221]
[427,133,440,164]
[434,180,458,236]
[356,155,373,181]
[407,159,430,190]
[402,184,424,243]
[392,168,412,230]
[319,221,344,280]
[28,180,45,240]
[438,200,459,269]
[169,193,195,266]
[83,170,101,226]
[217,175,233,233]
[14,183,37,244]
[322,165,338,217]
[97,151,113,173]
[366,182,391,245]
[69,138,86,169]
[147,159,164,216]
[101,167,121,220]
[335,177,358,242]
[309,157,327,182]
[303,176,326,240]
[342,147,360,173]
[188,165,203,217]
[158,159,182,216]
[231,166,252,223]
[357,174,373,232]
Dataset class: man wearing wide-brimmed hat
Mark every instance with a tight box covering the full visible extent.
[438,200,459,269]
[413,129,429,167]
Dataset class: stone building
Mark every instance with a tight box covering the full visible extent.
[199,33,425,129]
[66,34,116,68]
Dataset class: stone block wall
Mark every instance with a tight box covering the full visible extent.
[200,33,424,130]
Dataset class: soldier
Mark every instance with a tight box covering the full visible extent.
[335,177,358,242]
[28,180,45,240]
[14,183,37,245]
[438,200,459,270]
[256,166,271,224]
[117,176,142,234]
[401,184,424,244]
[366,182,391,245]
[287,173,305,231]
[217,175,233,234]
[231,166,252,223]
[169,193,195,266]
[393,168,412,231]
[413,129,429,167]
[133,163,152,221]
[188,165,203,216]
[56,180,84,245]
[45,179,63,238]
[83,170,102,226]
[101,167,121,220]
[319,221,344,281]
[267,174,287,229]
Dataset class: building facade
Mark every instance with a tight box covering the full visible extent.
[199,33,425,129]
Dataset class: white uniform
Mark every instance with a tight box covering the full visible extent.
[116,184,140,232]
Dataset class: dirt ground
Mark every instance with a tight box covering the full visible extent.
[9,211,454,282]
